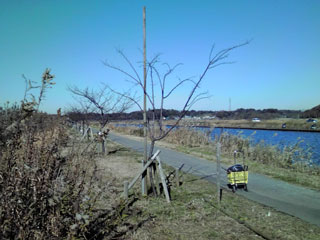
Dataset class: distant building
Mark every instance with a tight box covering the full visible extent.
[252,118,261,122]
[202,115,216,120]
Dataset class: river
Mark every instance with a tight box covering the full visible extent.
[203,127,320,165]
[114,123,320,165]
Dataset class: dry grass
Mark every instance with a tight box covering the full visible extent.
[0,112,146,239]
[109,124,320,190]
[79,134,320,240]
[117,118,319,131]
[5,115,313,239]
[178,118,318,131]
[109,124,211,147]
[128,167,320,240]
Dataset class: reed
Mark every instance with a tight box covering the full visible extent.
[110,124,319,175]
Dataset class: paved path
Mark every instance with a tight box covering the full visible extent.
[108,132,320,226]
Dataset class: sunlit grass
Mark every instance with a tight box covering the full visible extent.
[109,124,320,190]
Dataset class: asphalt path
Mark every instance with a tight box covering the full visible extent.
[107,132,320,226]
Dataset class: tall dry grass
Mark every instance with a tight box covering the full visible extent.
[110,124,319,173]
[214,132,315,170]
[109,124,211,147]
[0,107,140,239]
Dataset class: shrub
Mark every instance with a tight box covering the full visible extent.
[0,70,140,239]
[2,109,146,240]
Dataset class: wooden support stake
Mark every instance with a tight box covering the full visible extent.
[153,163,161,195]
[156,156,171,203]
[101,140,105,154]
[105,137,108,154]
[128,150,161,190]
[124,181,129,199]
[87,127,90,141]
[149,163,157,195]
[90,128,94,139]
[80,127,89,141]
[175,168,180,187]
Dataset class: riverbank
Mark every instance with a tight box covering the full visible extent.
[108,124,320,191]
[110,118,320,132]
[92,136,320,239]
[107,131,320,227]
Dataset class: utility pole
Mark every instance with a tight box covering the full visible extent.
[142,6,148,195]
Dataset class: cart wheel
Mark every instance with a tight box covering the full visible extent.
[244,185,248,192]
[232,185,236,193]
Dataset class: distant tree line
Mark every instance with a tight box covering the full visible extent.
[300,104,320,118]
[215,108,301,120]
[65,108,306,122]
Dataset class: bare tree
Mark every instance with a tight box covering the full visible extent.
[103,42,249,196]
[104,42,249,157]
[65,104,90,133]
[68,85,134,153]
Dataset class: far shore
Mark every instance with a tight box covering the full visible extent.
[109,118,320,132]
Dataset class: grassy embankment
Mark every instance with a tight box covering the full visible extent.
[95,138,320,239]
[214,118,319,131]
[108,123,320,191]
[3,112,319,239]
[118,118,319,131]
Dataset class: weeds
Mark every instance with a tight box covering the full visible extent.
[132,168,320,240]
[0,70,143,239]
[109,124,211,147]
[0,112,141,239]
[216,132,318,173]
[110,124,320,177]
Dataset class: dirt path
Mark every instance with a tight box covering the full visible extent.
[108,131,320,226]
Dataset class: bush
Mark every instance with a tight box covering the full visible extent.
[0,107,143,239]
[0,70,141,239]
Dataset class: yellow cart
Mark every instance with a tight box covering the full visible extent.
[226,151,248,192]
[227,164,248,192]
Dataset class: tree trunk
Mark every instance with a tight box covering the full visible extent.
[148,140,157,195]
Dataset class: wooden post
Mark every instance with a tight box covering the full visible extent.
[81,127,89,141]
[153,163,161,195]
[101,140,105,154]
[149,163,157,195]
[216,142,221,205]
[156,156,170,203]
[128,150,160,190]
[90,128,93,139]
[82,120,85,133]
[105,137,108,154]
[124,181,129,199]
[175,168,180,187]
[142,6,148,196]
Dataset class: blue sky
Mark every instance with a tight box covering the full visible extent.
[0,0,319,113]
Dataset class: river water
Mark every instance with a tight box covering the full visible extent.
[114,123,320,165]
[205,127,320,165]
